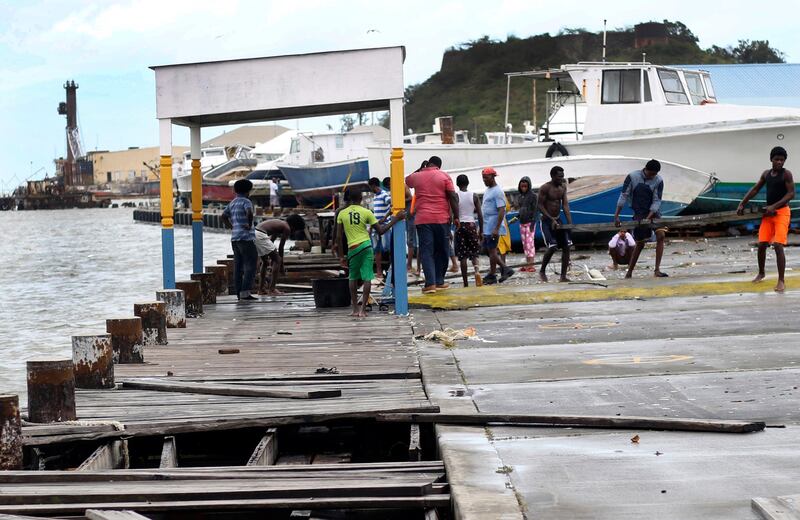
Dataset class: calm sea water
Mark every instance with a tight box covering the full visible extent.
[0,207,234,403]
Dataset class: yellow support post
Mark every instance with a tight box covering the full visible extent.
[159,154,175,288]
[390,148,405,212]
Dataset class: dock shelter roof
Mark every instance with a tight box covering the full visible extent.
[150,46,406,126]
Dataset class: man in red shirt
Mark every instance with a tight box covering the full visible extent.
[405,156,459,293]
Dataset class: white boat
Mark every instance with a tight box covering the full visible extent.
[441,155,715,224]
[368,61,800,211]
[175,146,238,193]
[277,126,389,206]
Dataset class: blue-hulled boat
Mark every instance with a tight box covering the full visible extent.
[279,159,370,207]
[277,126,390,207]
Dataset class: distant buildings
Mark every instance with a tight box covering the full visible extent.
[88,146,188,186]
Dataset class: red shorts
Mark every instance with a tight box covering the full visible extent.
[758,206,791,245]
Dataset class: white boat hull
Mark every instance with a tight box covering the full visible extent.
[368,121,800,186]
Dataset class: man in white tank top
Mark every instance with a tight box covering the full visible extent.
[454,175,484,287]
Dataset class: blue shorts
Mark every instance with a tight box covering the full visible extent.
[482,235,499,251]
[371,229,392,253]
[406,217,418,249]
[540,218,572,250]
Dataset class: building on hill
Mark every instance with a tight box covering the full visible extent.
[634,22,669,49]
[89,146,188,190]
[201,124,291,148]
[676,63,800,107]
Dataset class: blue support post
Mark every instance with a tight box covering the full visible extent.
[392,219,408,314]
[192,221,203,274]
[161,227,175,289]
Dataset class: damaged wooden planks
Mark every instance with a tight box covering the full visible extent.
[119,379,341,399]
[0,462,448,516]
[377,412,766,434]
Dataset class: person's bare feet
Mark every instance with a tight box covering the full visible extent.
[775,280,786,293]
[267,289,285,296]
[607,263,618,271]
[752,273,766,283]
[350,310,360,317]
[539,271,548,282]
[559,277,571,283]
[357,310,367,317]
[624,272,633,279]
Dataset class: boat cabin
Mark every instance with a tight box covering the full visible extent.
[284,125,389,166]
[508,62,720,142]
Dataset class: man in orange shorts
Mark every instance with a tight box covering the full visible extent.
[737,146,795,292]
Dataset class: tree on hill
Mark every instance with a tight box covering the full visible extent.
[708,40,785,63]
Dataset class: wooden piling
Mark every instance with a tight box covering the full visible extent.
[134,302,168,346]
[217,259,235,295]
[205,265,228,295]
[71,334,115,389]
[26,360,77,423]
[106,318,144,364]
[156,289,186,328]
[190,273,217,304]
[175,280,203,317]
[0,395,23,469]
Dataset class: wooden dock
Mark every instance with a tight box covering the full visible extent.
[7,291,446,518]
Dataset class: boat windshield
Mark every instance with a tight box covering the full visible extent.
[702,73,717,101]
[657,69,689,104]
[684,72,706,104]
[204,149,225,157]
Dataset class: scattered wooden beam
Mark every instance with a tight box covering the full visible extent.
[560,207,763,233]
[120,379,342,400]
[376,413,766,434]
[246,428,278,466]
[78,441,128,471]
[85,510,151,520]
[159,436,178,469]
[408,424,421,462]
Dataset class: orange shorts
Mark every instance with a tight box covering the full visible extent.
[758,206,791,245]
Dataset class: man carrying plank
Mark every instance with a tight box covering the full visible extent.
[737,146,795,293]
[614,159,668,279]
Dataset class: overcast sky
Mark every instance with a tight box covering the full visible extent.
[0,0,797,190]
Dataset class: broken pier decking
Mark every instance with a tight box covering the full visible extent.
[23,294,435,446]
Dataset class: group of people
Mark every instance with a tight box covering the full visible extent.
[222,146,793,313]
[222,179,305,300]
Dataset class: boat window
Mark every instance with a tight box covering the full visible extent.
[643,70,652,102]
[702,74,717,100]
[335,135,344,149]
[602,69,641,104]
[657,69,689,104]
[684,72,706,104]
[205,149,225,157]
[289,138,300,154]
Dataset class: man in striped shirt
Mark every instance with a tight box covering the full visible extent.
[222,179,258,300]
[369,177,392,280]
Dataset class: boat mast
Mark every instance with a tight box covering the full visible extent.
[602,19,607,63]
[504,75,511,142]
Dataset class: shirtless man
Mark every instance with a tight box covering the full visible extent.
[737,146,795,293]
[254,214,305,295]
[538,166,572,282]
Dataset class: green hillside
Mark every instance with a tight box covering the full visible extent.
[404,21,784,140]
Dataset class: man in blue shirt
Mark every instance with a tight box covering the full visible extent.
[222,179,258,300]
[613,159,668,279]
[481,167,514,284]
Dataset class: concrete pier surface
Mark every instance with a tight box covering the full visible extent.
[411,235,800,519]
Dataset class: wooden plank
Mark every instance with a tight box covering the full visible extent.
[120,379,342,400]
[159,436,178,469]
[86,510,152,520]
[376,413,766,434]
[752,496,800,520]
[78,441,128,471]
[408,424,421,462]
[246,428,278,466]
[560,207,762,233]
[0,495,451,515]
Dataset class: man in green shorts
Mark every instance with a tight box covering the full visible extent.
[335,188,405,317]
